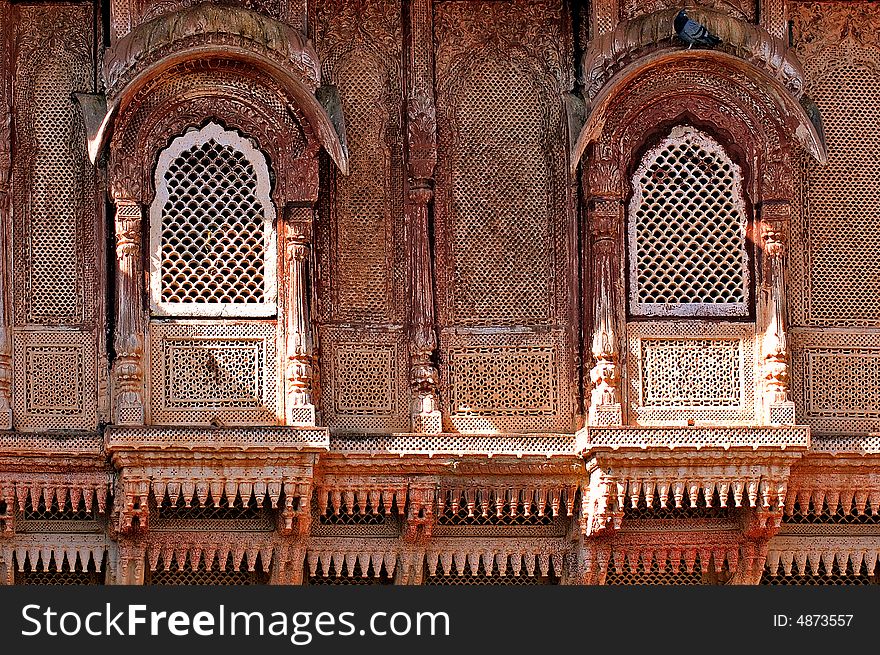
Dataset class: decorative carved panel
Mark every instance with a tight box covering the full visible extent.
[626,322,756,425]
[12,5,97,327]
[433,0,577,432]
[441,331,575,433]
[790,330,880,435]
[314,0,404,324]
[148,322,280,425]
[12,330,97,431]
[318,327,409,432]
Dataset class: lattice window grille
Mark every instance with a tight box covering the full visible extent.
[307,561,394,585]
[425,560,558,586]
[14,553,104,585]
[761,561,879,585]
[628,125,749,317]
[784,500,880,525]
[604,554,727,585]
[147,554,269,585]
[149,122,277,317]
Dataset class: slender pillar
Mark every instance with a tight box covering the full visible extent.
[587,199,622,426]
[112,198,145,425]
[0,1,13,430]
[405,0,441,433]
[761,201,795,424]
[284,205,316,425]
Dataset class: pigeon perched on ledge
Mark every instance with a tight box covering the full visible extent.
[674,9,722,48]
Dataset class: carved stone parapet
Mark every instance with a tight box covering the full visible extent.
[587,198,622,426]
[284,206,317,426]
[760,201,794,424]
[111,199,145,425]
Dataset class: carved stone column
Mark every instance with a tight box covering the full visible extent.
[760,201,795,424]
[111,198,145,425]
[0,1,13,430]
[405,0,441,433]
[587,199,623,426]
[284,205,316,426]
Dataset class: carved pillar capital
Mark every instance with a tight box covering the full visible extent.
[112,199,145,425]
[284,204,317,426]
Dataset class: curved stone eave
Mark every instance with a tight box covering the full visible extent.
[90,47,350,175]
[570,49,827,176]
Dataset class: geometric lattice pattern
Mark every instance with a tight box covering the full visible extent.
[627,322,755,424]
[805,66,880,324]
[761,561,879,586]
[629,126,749,317]
[12,329,96,431]
[15,556,104,585]
[147,556,269,586]
[425,562,558,586]
[641,338,741,407]
[446,61,553,325]
[783,501,880,525]
[446,345,557,416]
[149,322,278,425]
[332,345,394,414]
[332,52,394,321]
[320,328,408,432]
[26,51,82,323]
[805,348,880,418]
[150,122,276,317]
[307,562,393,585]
[604,555,721,586]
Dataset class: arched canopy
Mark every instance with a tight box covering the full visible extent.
[572,24,827,174]
[91,3,348,175]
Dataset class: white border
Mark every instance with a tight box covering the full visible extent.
[627,125,750,318]
[149,122,277,318]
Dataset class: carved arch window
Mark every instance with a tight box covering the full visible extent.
[148,122,277,318]
[627,125,751,318]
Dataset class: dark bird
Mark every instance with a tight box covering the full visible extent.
[674,9,722,48]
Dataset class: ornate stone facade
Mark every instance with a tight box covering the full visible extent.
[0,0,877,586]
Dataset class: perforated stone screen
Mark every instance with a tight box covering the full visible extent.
[150,122,276,317]
[445,61,552,325]
[628,126,749,317]
[804,66,880,324]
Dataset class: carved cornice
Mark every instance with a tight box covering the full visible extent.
[581,8,805,102]
[103,3,320,96]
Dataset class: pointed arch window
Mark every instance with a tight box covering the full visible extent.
[628,125,750,318]
[149,122,277,317]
